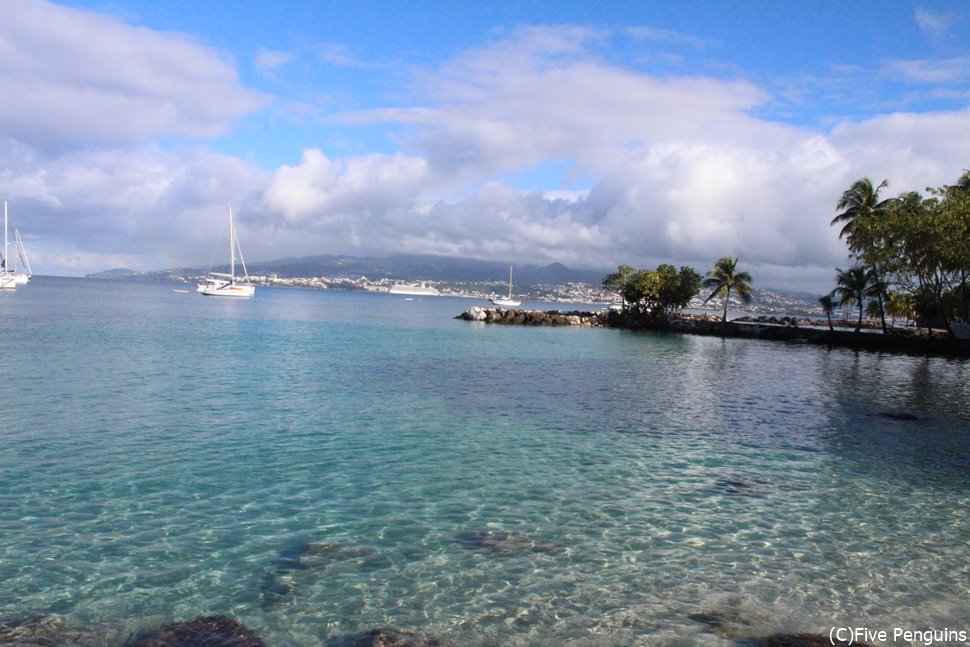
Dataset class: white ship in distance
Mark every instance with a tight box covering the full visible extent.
[388,282,440,296]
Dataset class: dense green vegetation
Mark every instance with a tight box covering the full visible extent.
[602,255,754,324]
[602,264,701,321]
[602,168,969,339]
[827,170,970,335]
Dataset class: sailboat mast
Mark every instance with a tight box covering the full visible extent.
[3,201,8,275]
[16,229,31,276]
[228,207,235,281]
[508,265,513,298]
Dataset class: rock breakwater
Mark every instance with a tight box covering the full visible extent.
[457,306,606,326]
[457,307,970,357]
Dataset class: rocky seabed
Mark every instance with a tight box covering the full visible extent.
[0,609,873,647]
[0,530,878,646]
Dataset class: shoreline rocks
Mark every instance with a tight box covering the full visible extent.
[456,307,970,357]
[456,306,606,326]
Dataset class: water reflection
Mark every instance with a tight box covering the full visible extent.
[817,349,970,489]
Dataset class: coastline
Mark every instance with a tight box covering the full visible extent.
[457,307,970,358]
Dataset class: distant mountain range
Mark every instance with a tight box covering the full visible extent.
[86,253,609,285]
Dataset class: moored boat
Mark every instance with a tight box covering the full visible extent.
[388,282,439,296]
[198,207,255,297]
[490,265,520,307]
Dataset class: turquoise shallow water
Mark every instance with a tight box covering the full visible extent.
[1,277,968,646]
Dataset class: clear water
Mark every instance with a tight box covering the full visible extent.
[1,278,968,646]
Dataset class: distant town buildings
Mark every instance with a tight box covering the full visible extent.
[166,271,821,315]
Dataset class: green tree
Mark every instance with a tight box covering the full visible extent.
[884,291,915,329]
[831,178,891,242]
[702,256,753,322]
[653,264,702,319]
[831,178,897,333]
[602,265,635,307]
[826,168,970,337]
[936,172,970,323]
[818,293,836,332]
[893,181,970,334]
[623,269,662,316]
[602,264,701,322]
[832,266,876,333]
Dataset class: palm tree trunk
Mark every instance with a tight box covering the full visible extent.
[826,313,833,332]
[722,287,730,322]
[856,302,863,333]
[876,289,887,334]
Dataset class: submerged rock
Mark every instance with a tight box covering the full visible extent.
[0,613,61,644]
[297,541,393,571]
[748,633,871,647]
[327,627,454,647]
[258,570,294,609]
[452,529,563,555]
[0,613,109,646]
[274,539,392,571]
[690,609,874,647]
[876,411,921,421]
[262,540,393,608]
[687,610,752,638]
[712,475,772,497]
[0,613,71,645]
[128,615,266,647]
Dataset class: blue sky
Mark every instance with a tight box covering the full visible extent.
[2,0,970,291]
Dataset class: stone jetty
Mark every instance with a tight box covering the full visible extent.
[457,306,606,326]
[457,307,970,357]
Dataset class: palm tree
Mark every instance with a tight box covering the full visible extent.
[832,178,896,333]
[702,256,753,322]
[818,293,836,332]
[884,291,915,329]
[831,177,891,241]
[832,266,876,333]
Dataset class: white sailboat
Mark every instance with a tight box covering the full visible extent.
[9,226,31,285]
[1,202,17,291]
[490,265,521,307]
[197,207,255,297]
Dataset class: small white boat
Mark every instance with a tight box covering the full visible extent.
[490,266,520,307]
[0,202,32,285]
[198,207,255,297]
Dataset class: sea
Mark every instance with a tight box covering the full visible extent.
[1,277,968,646]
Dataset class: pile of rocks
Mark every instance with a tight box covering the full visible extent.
[457,307,606,326]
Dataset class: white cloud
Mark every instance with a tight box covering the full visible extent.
[0,0,268,150]
[254,48,294,75]
[2,14,969,292]
[262,149,431,225]
[1,144,270,273]
[316,43,375,68]
[250,25,970,291]
[915,8,954,39]
[885,57,970,84]
[625,25,716,50]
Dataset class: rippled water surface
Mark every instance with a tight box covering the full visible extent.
[1,278,968,645]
